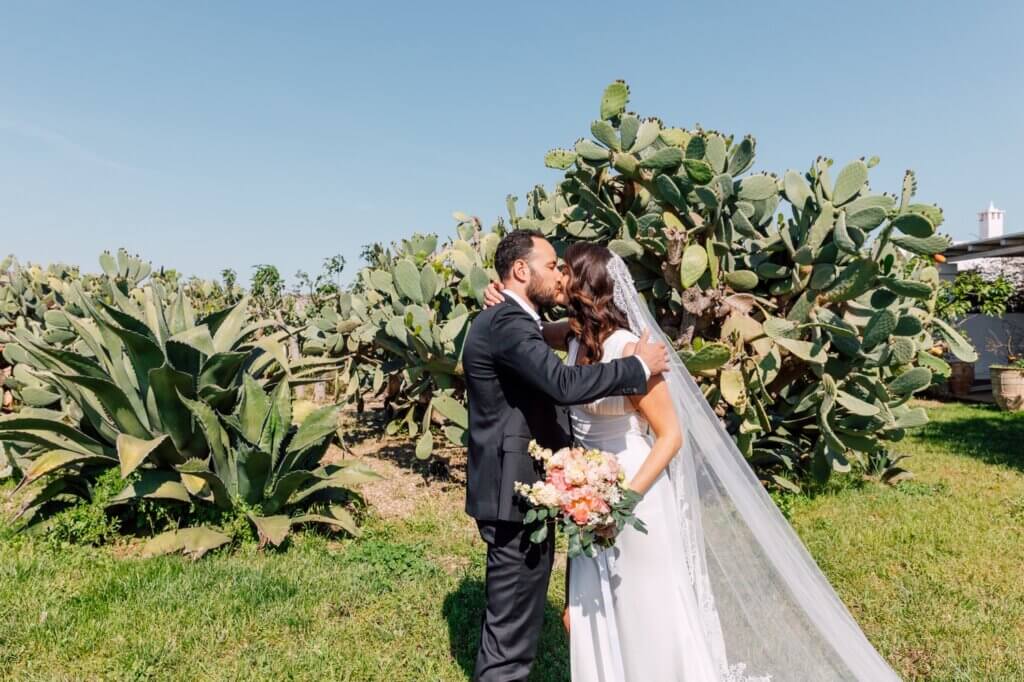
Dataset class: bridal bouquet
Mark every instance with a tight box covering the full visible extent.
[515,440,646,558]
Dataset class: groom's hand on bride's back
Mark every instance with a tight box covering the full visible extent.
[482,281,505,308]
[634,330,671,376]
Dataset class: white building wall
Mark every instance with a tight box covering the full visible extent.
[959,313,1024,380]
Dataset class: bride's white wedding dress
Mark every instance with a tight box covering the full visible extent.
[558,253,901,681]
[567,329,724,681]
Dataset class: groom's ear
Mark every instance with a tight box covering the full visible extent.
[509,257,531,284]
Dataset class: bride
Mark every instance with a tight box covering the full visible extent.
[485,242,899,681]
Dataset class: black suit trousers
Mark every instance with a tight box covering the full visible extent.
[473,520,555,682]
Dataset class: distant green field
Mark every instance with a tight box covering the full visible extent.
[2,401,1022,681]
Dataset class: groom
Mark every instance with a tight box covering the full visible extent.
[462,230,669,681]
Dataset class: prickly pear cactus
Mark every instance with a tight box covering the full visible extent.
[503,80,970,488]
[302,223,502,459]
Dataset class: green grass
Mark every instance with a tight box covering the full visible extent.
[789,402,1024,680]
[1,402,1023,680]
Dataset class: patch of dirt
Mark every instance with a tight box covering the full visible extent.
[0,489,18,519]
[436,554,472,575]
[892,645,934,680]
[323,406,468,520]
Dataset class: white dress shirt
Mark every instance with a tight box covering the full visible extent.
[501,290,651,380]
[502,290,542,328]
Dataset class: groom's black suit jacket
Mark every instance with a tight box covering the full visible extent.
[462,295,648,522]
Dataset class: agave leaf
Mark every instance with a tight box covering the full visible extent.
[175,459,232,509]
[96,300,154,339]
[14,477,81,519]
[104,324,165,399]
[292,505,359,536]
[142,287,170,347]
[259,380,292,463]
[255,338,291,377]
[285,466,380,508]
[168,325,216,357]
[236,446,272,505]
[148,364,208,459]
[248,513,292,548]
[109,470,191,505]
[179,392,231,486]
[198,352,247,390]
[286,404,341,454]
[54,373,151,439]
[22,449,114,484]
[265,470,319,513]
[140,526,231,560]
[116,433,169,477]
[234,374,270,446]
[210,297,251,352]
[0,417,112,457]
[10,332,107,380]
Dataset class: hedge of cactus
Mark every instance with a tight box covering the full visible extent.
[519,81,974,487]
[308,81,973,488]
[1,81,974,494]
[301,228,498,459]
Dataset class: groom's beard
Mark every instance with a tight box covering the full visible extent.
[526,277,560,311]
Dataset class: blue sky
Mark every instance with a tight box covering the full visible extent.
[1,1,1021,286]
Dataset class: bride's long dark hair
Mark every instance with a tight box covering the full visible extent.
[564,242,631,366]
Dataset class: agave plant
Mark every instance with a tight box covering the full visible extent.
[130,376,379,558]
[0,277,296,522]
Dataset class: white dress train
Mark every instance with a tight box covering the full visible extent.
[567,329,723,682]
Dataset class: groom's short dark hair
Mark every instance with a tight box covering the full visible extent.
[495,229,544,281]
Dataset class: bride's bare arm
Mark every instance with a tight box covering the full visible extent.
[621,342,683,495]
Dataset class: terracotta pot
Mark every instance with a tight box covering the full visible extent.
[948,361,975,396]
[991,367,1024,412]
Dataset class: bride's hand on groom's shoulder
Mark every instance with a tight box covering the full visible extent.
[482,281,505,308]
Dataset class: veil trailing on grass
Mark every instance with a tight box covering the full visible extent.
[606,254,899,682]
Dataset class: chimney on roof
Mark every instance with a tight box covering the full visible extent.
[979,201,1004,239]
